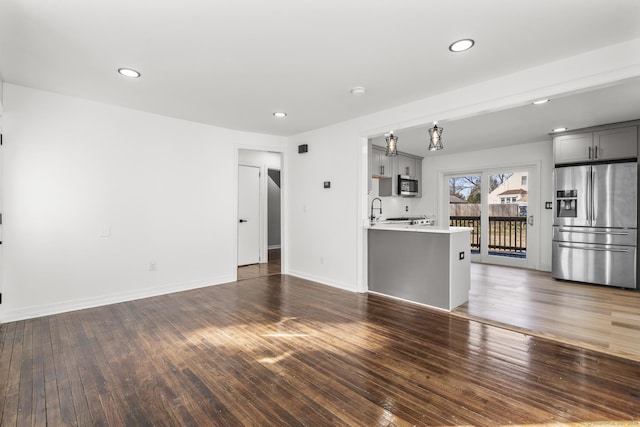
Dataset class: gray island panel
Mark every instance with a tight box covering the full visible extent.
[368,227,471,311]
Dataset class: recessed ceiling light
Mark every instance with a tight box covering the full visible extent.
[552,127,568,133]
[350,87,366,96]
[532,99,550,105]
[273,112,287,119]
[118,68,141,78]
[449,39,475,52]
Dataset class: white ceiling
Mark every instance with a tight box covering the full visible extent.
[371,78,640,157]
[1,0,640,138]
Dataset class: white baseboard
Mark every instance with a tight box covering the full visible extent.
[539,263,552,272]
[286,269,357,293]
[1,273,235,323]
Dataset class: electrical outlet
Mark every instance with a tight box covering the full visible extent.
[149,261,157,271]
[405,206,409,212]
[320,256,324,265]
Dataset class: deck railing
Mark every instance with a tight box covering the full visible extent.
[450,216,527,256]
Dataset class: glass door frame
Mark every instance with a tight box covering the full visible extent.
[445,171,483,264]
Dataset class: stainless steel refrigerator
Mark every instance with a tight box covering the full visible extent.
[552,162,637,289]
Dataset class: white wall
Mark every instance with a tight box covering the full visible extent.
[286,38,640,293]
[0,71,4,112]
[286,122,362,290]
[238,150,281,170]
[2,84,286,321]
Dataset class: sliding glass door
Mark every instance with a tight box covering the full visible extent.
[447,166,537,268]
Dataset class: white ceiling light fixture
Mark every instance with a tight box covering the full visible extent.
[552,127,568,132]
[273,112,287,118]
[117,68,141,78]
[449,39,475,52]
[428,123,444,151]
[350,86,366,96]
[385,132,398,156]
[532,99,550,105]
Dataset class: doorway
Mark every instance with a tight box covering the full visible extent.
[446,165,538,269]
[237,150,282,280]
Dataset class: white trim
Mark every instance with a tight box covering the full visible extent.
[367,290,450,313]
[357,137,369,293]
[287,270,360,293]
[1,274,235,323]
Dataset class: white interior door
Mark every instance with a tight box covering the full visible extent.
[238,165,261,266]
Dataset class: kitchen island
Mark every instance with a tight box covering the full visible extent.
[368,223,472,311]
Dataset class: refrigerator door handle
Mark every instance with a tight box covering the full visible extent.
[586,169,592,222]
[558,244,630,253]
[558,228,630,236]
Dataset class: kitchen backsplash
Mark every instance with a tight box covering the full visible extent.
[369,179,438,223]
[370,179,419,219]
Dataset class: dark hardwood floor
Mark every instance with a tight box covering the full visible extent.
[237,248,281,281]
[1,273,639,426]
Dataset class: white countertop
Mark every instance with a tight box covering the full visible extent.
[368,223,472,234]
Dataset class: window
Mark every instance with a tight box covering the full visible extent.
[521,175,528,186]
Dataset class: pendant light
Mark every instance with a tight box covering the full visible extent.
[385,132,398,156]
[428,123,444,151]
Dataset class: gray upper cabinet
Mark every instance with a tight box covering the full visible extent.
[553,132,593,164]
[371,145,393,178]
[554,125,638,165]
[593,126,638,161]
[369,143,423,197]
[398,154,417,177]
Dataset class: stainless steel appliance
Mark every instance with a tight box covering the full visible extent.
[398,175,418,197]
[552,162,637,288]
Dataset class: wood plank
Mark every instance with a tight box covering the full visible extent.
[17,319,33,426]
[0,321,20,426]
[30,317,47,427]
[42,317,64,427]
[48,315,79,426]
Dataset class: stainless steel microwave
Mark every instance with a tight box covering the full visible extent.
[398,175,418,197]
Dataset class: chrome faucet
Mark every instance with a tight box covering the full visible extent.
[370,197,382,221]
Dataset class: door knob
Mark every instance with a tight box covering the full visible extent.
[528,216,534,226]
[239,219,248,223]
